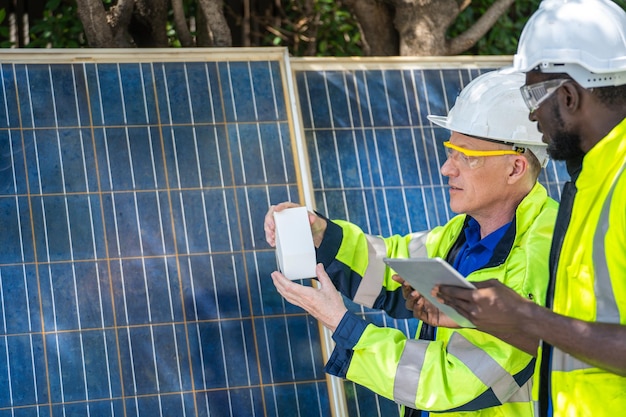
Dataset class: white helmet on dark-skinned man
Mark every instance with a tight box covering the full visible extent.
[509,0,626,88]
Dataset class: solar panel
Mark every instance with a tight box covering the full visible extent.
[0,48,329,417]
[0,50,569,417]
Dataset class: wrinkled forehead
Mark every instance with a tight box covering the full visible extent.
[450,131,511,150]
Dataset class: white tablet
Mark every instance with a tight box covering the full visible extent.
[383,257,476,328]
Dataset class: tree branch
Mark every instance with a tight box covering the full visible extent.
[303,0,317,56]
[171,0,194,46]
[108,0,133,28]
[447,0,515,55]
[108,0,135,47]
[458,0,471,12]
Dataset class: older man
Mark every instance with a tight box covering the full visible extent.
[265,70,557,416]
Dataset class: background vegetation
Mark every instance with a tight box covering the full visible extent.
[3,0,626,56]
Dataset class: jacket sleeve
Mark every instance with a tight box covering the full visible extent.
[316,218,430,318]
[334,322,535,412]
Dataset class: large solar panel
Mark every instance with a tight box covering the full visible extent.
[0,48,330,417]
[0,50,569,417]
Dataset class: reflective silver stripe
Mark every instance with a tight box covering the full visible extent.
[507,378,533,403]
[393,338,429,407]
[592,164,626,323]
[353,231,430,307]
[408,231,430,258]
[447,332,530,403]
[534,394,540,416]
[353,235,387,307]
[551,348,594,372]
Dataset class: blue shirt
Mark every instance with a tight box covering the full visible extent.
[453,217,512,276]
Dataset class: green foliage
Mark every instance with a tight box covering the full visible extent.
[166,0,197,47]
[265,0,362,57]
[0,9,13,48]
[13,0,626,55]
[166,21,182,48]
[448,0,542,55]
[27,0,87,48]
[450,0,626,56]
[313,0,362,56]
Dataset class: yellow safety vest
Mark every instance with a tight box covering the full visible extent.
[549,118,626,416]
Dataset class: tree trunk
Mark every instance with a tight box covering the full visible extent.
[391,0,517,56]
[76,0,117,47]
[392,0,461,56]
[342,0,399,56]
[132,0,169,47]
[343,0,517,56]
[198,0,233,46]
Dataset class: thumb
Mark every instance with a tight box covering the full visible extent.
[391,273,405,285]
[315,263,332,290]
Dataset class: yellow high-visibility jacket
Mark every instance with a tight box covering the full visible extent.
[318,182,558,416]
[542,117,626,416]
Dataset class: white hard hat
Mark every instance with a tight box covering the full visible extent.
[510,0,626,88]
[427,71,548,167]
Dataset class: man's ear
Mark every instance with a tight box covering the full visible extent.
[560,81,581,112]
[508,155,528,183]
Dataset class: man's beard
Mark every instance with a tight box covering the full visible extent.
[545,102,585,161]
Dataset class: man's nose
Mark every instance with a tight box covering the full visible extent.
[440,157,456,177]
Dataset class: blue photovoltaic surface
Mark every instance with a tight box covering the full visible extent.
[0,49,329,417]
[291,58,569,416]
[0,51,570,417]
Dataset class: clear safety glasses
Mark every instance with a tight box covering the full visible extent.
[519,78,570,113]
[443,141,522,169]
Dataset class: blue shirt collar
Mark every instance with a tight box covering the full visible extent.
[464,217,511,252]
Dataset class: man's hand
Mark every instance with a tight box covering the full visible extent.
[271,263,347,332]
[264,202,327,248]
[434,279,535,333]
[392,274,459,328]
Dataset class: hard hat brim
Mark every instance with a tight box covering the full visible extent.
[426,114,449,130]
